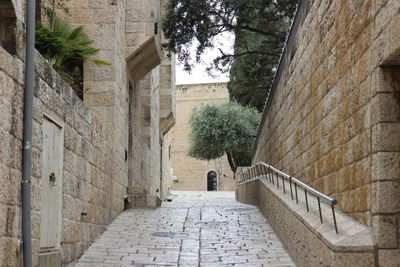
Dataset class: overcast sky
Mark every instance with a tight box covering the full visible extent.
[175,33,234,85]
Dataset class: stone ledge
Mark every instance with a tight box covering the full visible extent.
[237,178,377,266]
[126,36,161,82]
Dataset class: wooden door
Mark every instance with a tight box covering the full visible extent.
[40,117,63,250]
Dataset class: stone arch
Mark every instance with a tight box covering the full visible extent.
[0,0,17,55]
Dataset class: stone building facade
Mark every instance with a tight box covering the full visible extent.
[0,0,175,266]
[171,83,235,191]
[250,0,400,265]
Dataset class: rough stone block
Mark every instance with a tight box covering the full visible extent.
[62,218,82,243]
[372,152,400,181]
[63,194,80,221]
[0,237,21,267]
[378,248,400,267]
[372,122,400,152]
[65,125,80,154]
[61,242,77,265]
[89,0,108,9]
[0,204,20,237]
[371,93,400,125]
[372,180,400,213]
[0,165,21,205]
[372,215,399,248]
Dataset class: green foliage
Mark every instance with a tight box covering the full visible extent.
[162,0,297,111]
[228,1,296,111]
[227,31,278,111]
[35,9,109,97]
[188,101,261,171]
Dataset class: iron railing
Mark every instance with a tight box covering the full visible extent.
[237,162,339,234]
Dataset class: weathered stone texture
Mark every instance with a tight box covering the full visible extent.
[76,191,295,267]
[0,0,175,266]
[161,131,173,199]
[171,83,235,191]
[33,52,126,265]
[237,178,376,266]
[252,0,400,264]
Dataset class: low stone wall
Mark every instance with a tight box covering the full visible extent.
[235,179,258,206]
[236,178,377,266]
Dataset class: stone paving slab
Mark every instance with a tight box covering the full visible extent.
[75,191,295,267]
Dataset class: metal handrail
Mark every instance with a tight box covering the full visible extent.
[237,162,339,234]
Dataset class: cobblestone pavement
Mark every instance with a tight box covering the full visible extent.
[76,191,295,267]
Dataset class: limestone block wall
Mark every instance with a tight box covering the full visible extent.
[161,131,173,199]
[171,83,235,191]
[35,52,127,266]
[0,47,126,266]
[52,0,130,217]
[126,0,161,54]
[128,77,148,196]
[252,0,400,265]
[0,2,36,265]
[159,50,176,133]
[128,67,164,201]
[159,0,176,134]
[56,0,174,204]
[0,0,175,266]
[0,47,25,267]
[149,66,162,195]
[124,0,175,202]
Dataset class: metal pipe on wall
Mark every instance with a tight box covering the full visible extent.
[22,0,36,266]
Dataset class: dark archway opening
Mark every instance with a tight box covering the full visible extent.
[207,171,217,191]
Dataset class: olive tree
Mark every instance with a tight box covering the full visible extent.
[188,101,261,172]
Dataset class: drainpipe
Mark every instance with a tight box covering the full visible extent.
[22,0,35,266]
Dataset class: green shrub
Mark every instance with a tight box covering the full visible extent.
[35,10,109,98]
[188,101,261,171]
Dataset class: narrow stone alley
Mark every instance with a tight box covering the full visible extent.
[75,191,295,267]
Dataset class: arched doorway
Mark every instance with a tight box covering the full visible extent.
[207,171,217,191]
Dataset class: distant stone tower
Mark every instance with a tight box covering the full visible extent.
[171,82,235,191]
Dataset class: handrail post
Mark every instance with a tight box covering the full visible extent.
[305,189,309,212]
[317,197,323,223]
[276,173,279,189]
[332,205,338,234]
